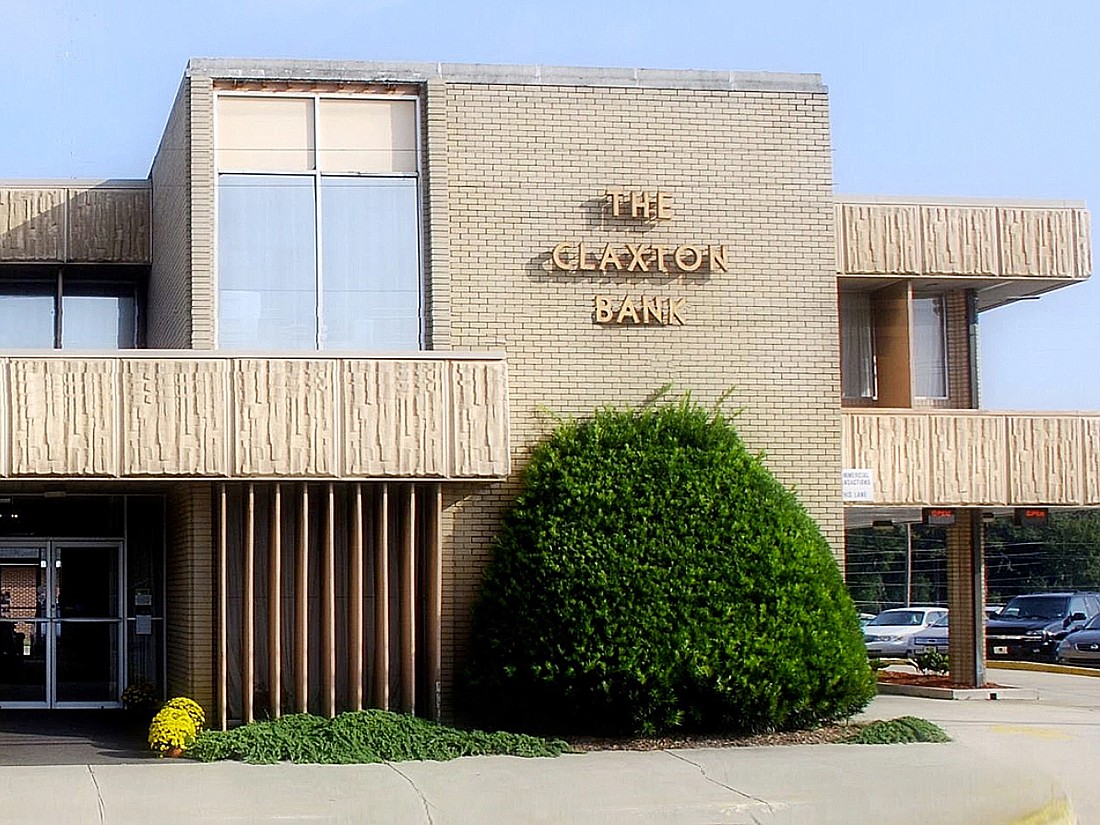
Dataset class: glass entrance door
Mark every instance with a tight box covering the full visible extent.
[0,542,122,708]
[0,545,49,705]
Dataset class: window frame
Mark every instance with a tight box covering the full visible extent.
[212,91,426,352]
[0,267,142,350]
[838,290,878,401]
[911,293,949,400]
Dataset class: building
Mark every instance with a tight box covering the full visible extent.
[0,59,1089,722]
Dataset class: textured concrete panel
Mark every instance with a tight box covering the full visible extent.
[0,188,64,260]
[845,413,931,505]
[838,203,919,274]
[836,200,1091,281]
[343,360,447,477]
[1008,415,1082,504]
[234,360,337,476]
[845,411,1100,506]
[9,359,117,476]
[1083,418,1100,506]
[67,188,151,262]
[122,359,228,475]
[999,208,1076,277]
[921,205,998,275]
[1075,208,1093,278]
[928,414,1007,505]
[450,361,510,477]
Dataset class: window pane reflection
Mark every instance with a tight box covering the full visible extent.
[321,177,420,350]
[218,174,318,349]
[0,287,54,348]
[62,291,136,349]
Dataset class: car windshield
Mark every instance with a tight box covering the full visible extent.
[999,596,1069,621]
[868,610,927,627]
[1084,614,1100,631]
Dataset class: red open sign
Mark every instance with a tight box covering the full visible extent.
[923,508,956,526]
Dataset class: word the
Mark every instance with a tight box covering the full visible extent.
[594,295,687,325]
[605,189,673,220]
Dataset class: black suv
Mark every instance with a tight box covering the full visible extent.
[987,592,1100,661]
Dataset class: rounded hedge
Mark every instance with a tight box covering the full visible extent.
[464,399,875,735]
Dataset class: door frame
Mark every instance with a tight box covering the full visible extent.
[0,539,125,709]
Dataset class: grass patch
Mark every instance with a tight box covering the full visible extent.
[846,716,950,745]
[187,710,570,764]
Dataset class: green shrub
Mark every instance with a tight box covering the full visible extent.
[464,398,876,735]
[186,710,568,764]
[847,716,950,744]
[910,649,949,675]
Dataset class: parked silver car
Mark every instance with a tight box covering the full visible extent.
[1056,613,1100,667]
[906,612,950,658]
[864,607,948,658]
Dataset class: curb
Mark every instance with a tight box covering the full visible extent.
[876,682,1039,700]
[990,661,1100,678]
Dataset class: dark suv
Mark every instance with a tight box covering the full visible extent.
[987,592,1100,661]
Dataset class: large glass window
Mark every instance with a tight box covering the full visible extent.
[216,95,422,351]
[218,175,317,350]
[0,273,139,350]
[913,295,948,399]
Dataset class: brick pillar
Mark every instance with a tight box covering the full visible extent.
[947,510,986,687]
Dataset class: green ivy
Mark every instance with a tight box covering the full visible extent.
[463,398,876,735]
[187,711,568,764]
[847,716,950,744]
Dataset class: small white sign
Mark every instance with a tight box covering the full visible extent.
[842,469,875,502]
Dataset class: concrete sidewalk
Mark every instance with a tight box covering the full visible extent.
[0,737,1072,824]
[0,668,1090,824]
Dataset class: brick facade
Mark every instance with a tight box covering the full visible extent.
[435,80,840,708]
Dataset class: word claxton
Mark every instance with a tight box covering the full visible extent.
[552,242,726,274]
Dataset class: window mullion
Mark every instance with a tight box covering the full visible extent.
[55,267,63,349]
[313,95,324,351]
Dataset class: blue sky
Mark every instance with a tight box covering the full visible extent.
[0,0,1095,409]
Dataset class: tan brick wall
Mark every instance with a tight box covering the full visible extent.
[189,77,216,350]
[148,78,193,349]
[165,483,214,713]
[434,82,841,712]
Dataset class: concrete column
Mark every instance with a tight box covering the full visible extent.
[946,509,986,687]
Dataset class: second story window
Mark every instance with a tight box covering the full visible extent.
[0,269,140,350]
[912,295,948,399]
[215,94,421,351]
[839,291,876,400]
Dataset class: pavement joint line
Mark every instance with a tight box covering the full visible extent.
[87,764,106,824]
[663,749,777,817]
[384,762,435,825]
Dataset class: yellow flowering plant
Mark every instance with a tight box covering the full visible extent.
[147,707,197,754]
[147,696,206,754]
[163,696,206,731]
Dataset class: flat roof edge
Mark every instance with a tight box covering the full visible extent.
[837,193,1088,209]
[0,179,150,189]
[187,58,825,93]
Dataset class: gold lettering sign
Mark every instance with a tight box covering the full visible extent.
[605,190,674,220]
[594,295,687,326]
[552,242,727,274]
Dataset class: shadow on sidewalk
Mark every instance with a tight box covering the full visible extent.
[0,710,157,765]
